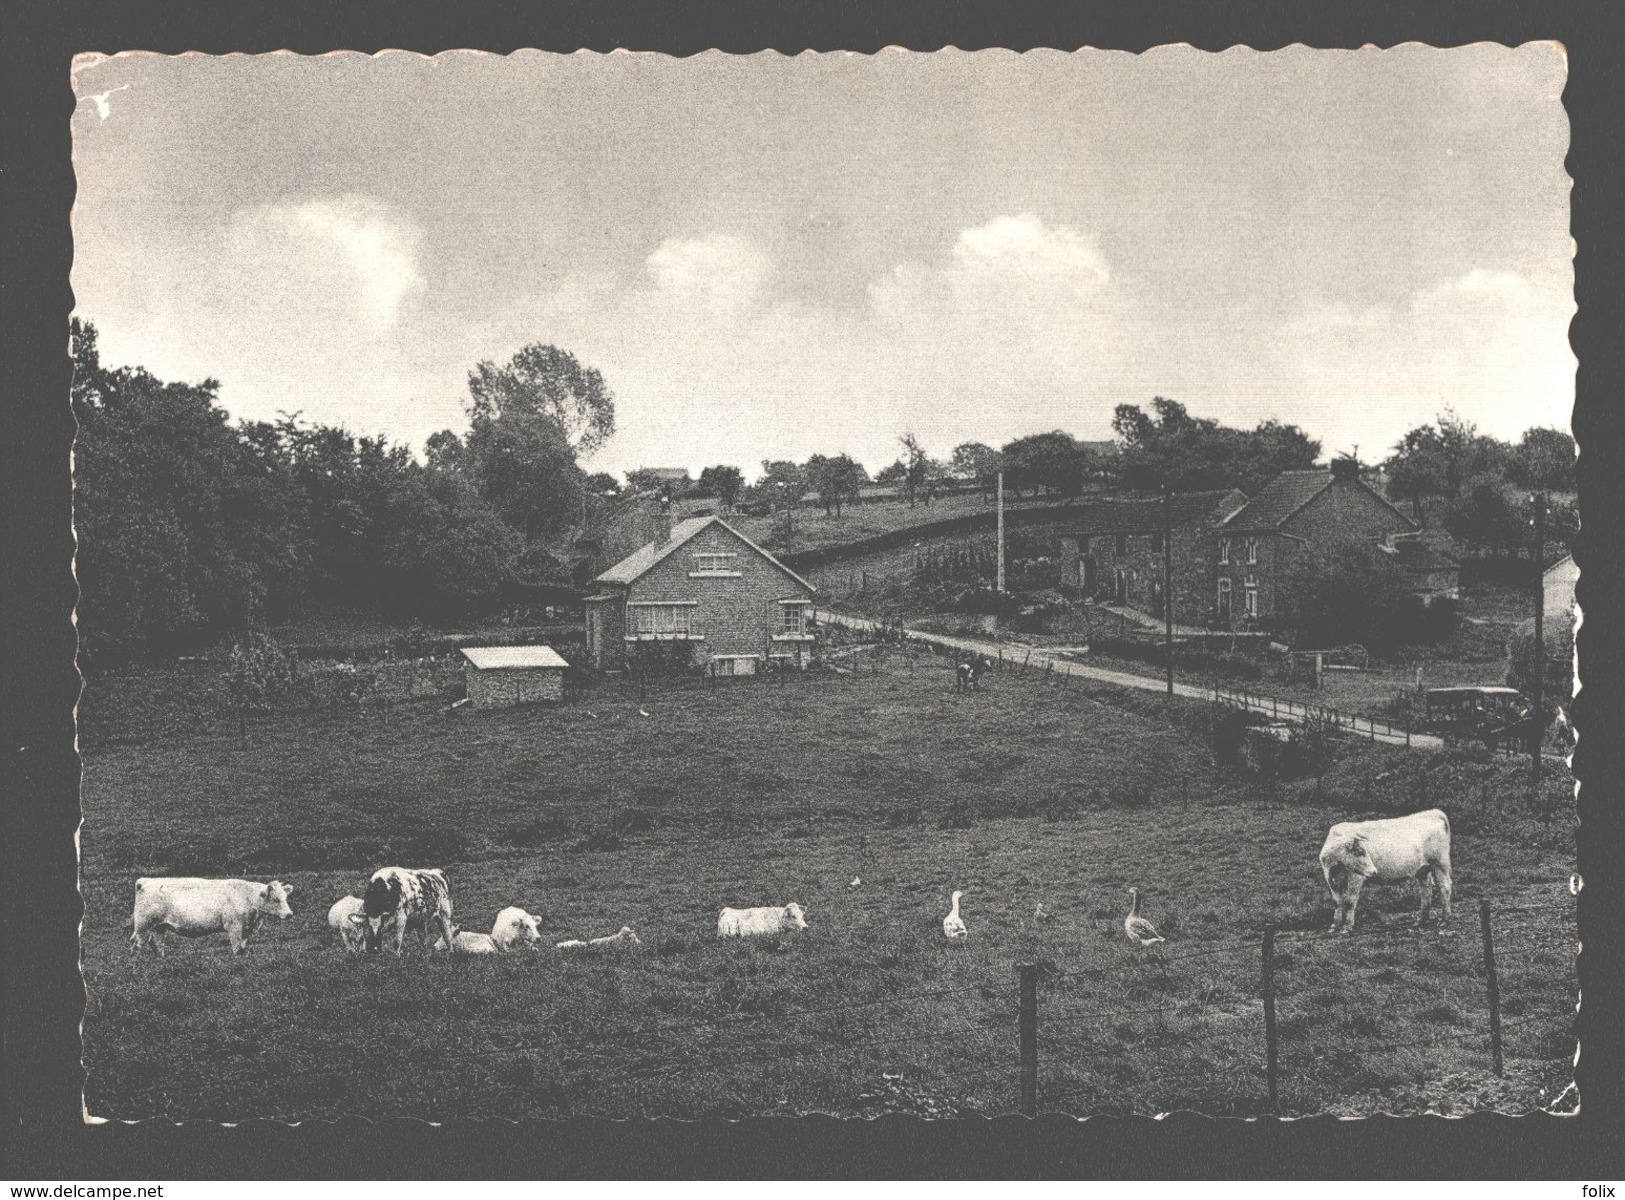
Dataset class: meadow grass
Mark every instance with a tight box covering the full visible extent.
[79,650,1576,1119]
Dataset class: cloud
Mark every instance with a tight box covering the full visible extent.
[645,234,771,316]
[1280,267,1575,449]
[226,195,426,335]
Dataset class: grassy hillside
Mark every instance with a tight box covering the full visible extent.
[79,652,1576,1120]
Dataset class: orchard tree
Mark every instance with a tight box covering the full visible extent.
[697,464,745,510]
[899,432,931,507]
[807,453,866,517]
[1511,426,1577,492]
[951,441,1003,501]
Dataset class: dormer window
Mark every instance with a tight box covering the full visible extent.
[690,552,741,577]
[1218,538,1231,565]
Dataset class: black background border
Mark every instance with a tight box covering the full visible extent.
[5,1,1621,1181]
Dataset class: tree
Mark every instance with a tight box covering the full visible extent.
[1291,545,1447,654]
[1001,431,1088,497]
[465,343,615,456]
[1112,397,1318,494]
[1444,476,1525,558]
[898,432,930,507]
[951,442,1003,501]
[584,471,622,498]
[756,460,807,510]
[874,459,908,487]
[1510,426,1577,492]
[697,464,745,511]
[806,454,866,518]
[1296,713,1339,798]
[1384,424,1451,520]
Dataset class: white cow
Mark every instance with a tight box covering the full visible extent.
[327,895,367,953]
[1319,808,1453,934]
[717,903,808,938]
[437,907,543,954]
[353,867,455,955]
[130,877,294,956]
[492,907,543,950]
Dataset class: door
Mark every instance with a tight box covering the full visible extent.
[1081,554,1097,594]
[1217,578,1232,622]
[1114,568,1127,605]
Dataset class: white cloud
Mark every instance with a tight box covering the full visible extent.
[646,234,771,317]
[227,195,426,335]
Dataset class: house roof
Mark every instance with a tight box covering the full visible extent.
[1544,553,1576,577]
[460,645,569,670]
[591,515,817,592]
[1070,489,1246,533]
[1221,469,1419,534]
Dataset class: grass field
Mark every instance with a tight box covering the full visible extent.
[79,650,1577,1120]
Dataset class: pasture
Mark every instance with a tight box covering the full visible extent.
[78,650,1577,1120]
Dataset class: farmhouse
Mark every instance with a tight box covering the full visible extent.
[460,645,568,709]
[1212,459,1420,624]
[1056,489,1248,620]
[582,514,818,676]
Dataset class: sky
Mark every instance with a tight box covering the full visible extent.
[70,45,1574,479]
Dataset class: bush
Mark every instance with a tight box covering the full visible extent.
[1208,706,1253,766]
[224,632,297,714]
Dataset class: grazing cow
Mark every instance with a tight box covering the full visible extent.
[130,877,294,956]
[327,895,368,953]
[1319,809,1453,934]
[353,867,455,955]
[717,903,808,938]
[956,656,991,693]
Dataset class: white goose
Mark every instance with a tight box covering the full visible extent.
[1124,887,1166,946]
[942,890,968,940]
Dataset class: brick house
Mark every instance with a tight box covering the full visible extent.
[1057,489,1248,619]
[1211,460,1419,624]
[582,514,818,676]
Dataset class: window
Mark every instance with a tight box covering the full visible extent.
[631,604,695,637]
[690,552,740,577]
[1245,538,1258,565]
[1151,530,1164,553]
[1114,533,1127,556]
[780,603,809,634]
[1217,577,1232,618]
[1244,577,1258,617]
[1218,537,1231,565]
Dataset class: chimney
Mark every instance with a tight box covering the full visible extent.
[1329,457,1360,482]
[660,491,674,541]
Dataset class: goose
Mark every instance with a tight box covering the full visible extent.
[1033,902,1052,924]
[1124,887,1166,946]
[942,890,967,940]
[849,877,862,889]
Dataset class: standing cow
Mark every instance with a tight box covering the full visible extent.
[1319,809,1453,934]
[352,867,455,955]
[130,877,294,956]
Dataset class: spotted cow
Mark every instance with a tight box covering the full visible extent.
[353,867,455,955]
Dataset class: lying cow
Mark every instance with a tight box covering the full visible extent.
[436,906,543,954]
[717,903,808,938]
[327,894,367,953]
[130,877,294,956]
[352,866,455,955]
[1319,808,1453,934]
[956,657,992,693]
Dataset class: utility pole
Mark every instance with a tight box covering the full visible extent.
[1163,486,1174,697]
[1530,491,1546,789]
[996,470,1006,593]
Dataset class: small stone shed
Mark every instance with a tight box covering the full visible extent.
[460,645,568,710]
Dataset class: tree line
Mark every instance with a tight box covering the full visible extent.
[71,319,612,665]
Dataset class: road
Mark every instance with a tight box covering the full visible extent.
[814,609,1446,750]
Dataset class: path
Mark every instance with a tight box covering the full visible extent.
[815,609,1445,751]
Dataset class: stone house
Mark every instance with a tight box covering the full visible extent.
[1542,553,1577,628]
[582,514,818,676]
[1057,489,1248,620]
[1212,460,1420,624]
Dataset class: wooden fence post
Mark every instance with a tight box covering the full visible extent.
[1018,963,1038,1117]
[1480,899,1505,1077]
[1262,925,1280,1113]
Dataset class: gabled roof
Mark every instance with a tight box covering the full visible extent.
[1221,470,1419,534]
[592,515,816,592]
[1544,553,1576,577]
[1070,489,1246,534]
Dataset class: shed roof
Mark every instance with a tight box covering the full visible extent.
[592,515,816,592]
[460,645,569,670]
[1070,489,1246,533]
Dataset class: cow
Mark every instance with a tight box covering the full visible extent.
[352,867,455,955]
[327,895,368,953]
[717,903,808,938]
[130,877,294,956]
[444,928,500,954]
[436,907,542,954]
[1319,809,1453,934]
[956,656,991,693]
